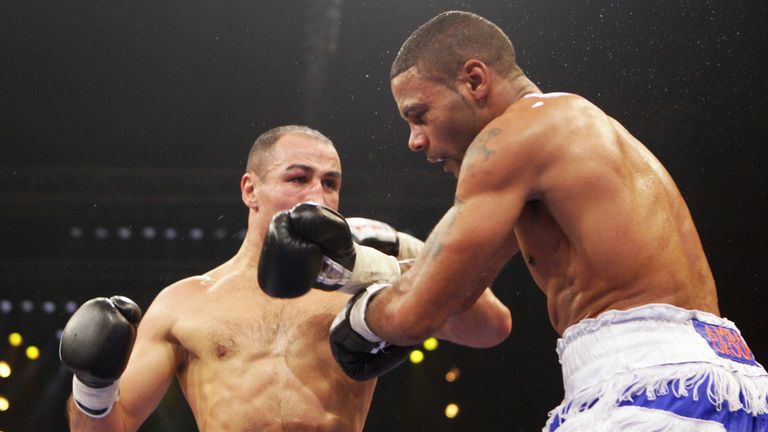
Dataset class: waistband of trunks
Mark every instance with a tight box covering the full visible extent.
[556,303,766,398]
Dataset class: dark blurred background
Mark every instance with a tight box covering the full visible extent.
[0,0,765,430]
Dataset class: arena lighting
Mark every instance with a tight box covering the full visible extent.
[64,301,78,314]
[20,300,33,313]
[142,226,157,239]
[42,301,56,314]
[8,333,22,347]
[409,349,424,364]
[0,300,10,314]
[94,226,109,239]
[189,227,204,240]
[445,403,460,419]
[25,346,40,361]
[0,395,8,412]
[0,361,10,378]
[69,226,84,239]
[117,226,132,240]
[423,337,439,351]
[163,227,178,240]
[213,227,227,240]
[445,367,461,383]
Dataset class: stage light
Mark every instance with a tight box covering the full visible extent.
[164,227,178,240]
[423,337,438,351]
[445,367,461,383]
[0,361,10,378]
[213,228,227,240]
[20,300,34,313]
[409,349,424,364]
[189,228,204,240]
[0,395,8,412]
[42,301,56,314]
[0,300,10,314]
[65,301,78,314]
[8,333,22,347]
[142,226,157,239]
[94,226,109,240]
[26,346,40,361]
[117,226,132,240]
[445,403,459,419]
[69,226,84,239]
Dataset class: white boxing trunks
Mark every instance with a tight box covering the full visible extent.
[544,304,768,432]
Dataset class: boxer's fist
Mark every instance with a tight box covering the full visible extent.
[288,203,357,290]
[258,208,325,298]
[258,203,402,298]
[258,203,356,298]
[330,284,413,381]
[60,296,142,388]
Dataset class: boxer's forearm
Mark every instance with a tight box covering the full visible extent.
[435,288,512,347]
[68,396,129,432]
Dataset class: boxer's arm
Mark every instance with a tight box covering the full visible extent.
[435,288,512,348]
[68,288,183,432]
[347,215,512,347]
[366,121,540,346]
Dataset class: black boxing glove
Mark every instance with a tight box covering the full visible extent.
[329,283,414,381]
[60,296,142,418]
[258,208,324,298]
[346,217,425,260]
[258,203,401,298]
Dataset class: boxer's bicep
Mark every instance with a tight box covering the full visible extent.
[373,179,526,344]
[115,297,182,430]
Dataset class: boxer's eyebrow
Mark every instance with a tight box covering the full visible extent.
[285,164,341,179]
[401,103,426,120]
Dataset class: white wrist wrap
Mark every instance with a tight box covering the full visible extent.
[337,244,400,294]
[395,232,424,260]
[349,283,390,347]
[72,375,119,418]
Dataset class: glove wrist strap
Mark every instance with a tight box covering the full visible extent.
[72,375,119,418]
[349,283,389,344]
[395,232,424,260]
[345,245,400,293]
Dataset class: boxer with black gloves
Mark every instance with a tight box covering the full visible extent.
[60,296,142,417]
[62,125,511,432]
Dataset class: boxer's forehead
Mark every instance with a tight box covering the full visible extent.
[268,134,341,176]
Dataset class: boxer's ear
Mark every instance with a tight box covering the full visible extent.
[459,59,490,101]
[241,172,259,210]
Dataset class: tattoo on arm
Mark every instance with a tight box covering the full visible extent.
[424,199,464,260]
[464,128,500,168]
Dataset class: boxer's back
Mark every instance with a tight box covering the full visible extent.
[508,94,719,334]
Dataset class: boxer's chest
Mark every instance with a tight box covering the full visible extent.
[176,292,343,362]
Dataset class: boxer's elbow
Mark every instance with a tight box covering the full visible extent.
[481,309,512,348]
[384,301,442,345]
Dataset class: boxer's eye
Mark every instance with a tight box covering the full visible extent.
[322,179,339,190]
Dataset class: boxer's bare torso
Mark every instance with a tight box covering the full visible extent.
[506,94,720,333]
[381,75,720,341]
[147,260,374,432]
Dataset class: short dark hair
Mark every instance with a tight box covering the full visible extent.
[390,11,521,84]
[246,125,334,176]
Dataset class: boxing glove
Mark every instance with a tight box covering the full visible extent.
[60,296,142,417]
[346,217,425,260]
[258,209,325,298]
[329,283,413,381]
[258,203,401,298]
